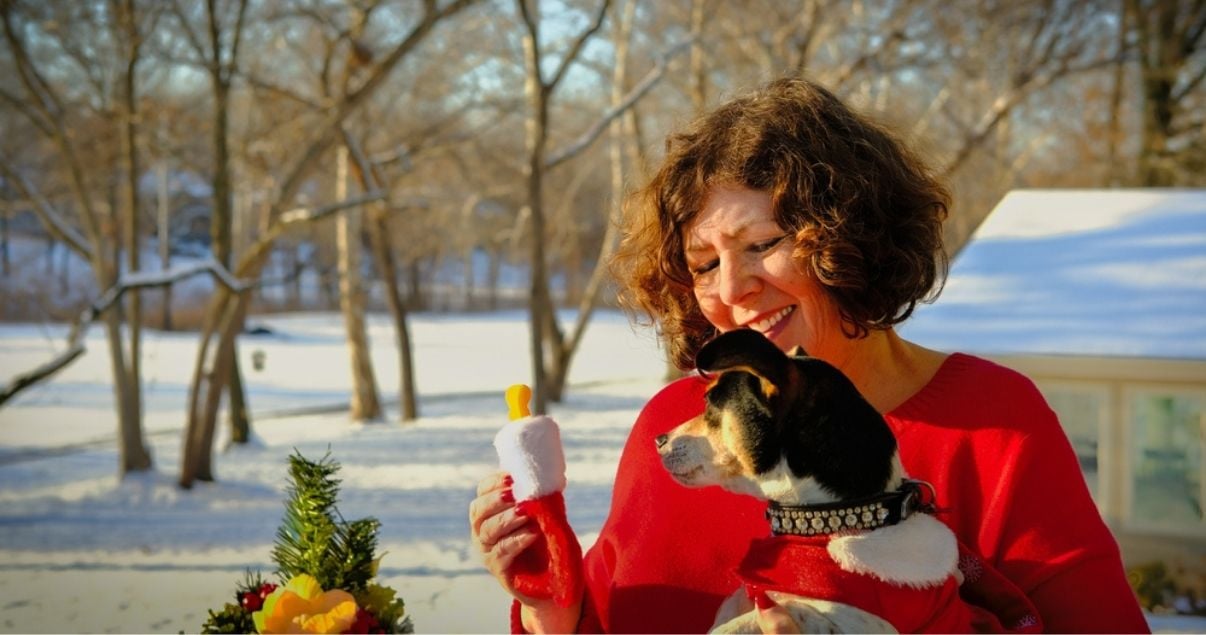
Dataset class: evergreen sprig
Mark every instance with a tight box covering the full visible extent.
[270,450,380,592]
[200,602,255,634]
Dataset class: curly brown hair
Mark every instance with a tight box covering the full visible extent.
[610,77,950,370]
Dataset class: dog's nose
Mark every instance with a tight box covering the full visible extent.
[655,434,669,449]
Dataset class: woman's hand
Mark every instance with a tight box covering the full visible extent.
[470,471,538,589]
[469,471,582,632]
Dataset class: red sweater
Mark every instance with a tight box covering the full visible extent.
[574,353,1147,633]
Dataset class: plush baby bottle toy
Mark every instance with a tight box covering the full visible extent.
[492,384,584,608]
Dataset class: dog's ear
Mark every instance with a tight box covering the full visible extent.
[695,329,791,398]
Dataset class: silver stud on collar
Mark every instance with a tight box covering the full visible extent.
[764,480,938,537]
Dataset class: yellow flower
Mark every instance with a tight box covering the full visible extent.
[253,574,358,634]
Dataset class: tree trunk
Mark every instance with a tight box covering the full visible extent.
[290,243,303,309]
[116,0,147,475]
[181,285,243,486]
[335,146,382,421]
[1107,0,1128,187]
[463,242,476,311]
[157,134,173,330]
[59,245,69,295]
[368,209,418,421]
[1,198,9,277]
[225,328,250,444]
[206,18,251,445]
[344,131,419,423]
[1127,0,1179,187]
[538,0,635,404]
[406,258,426,311]
[689,0,708,113]
[96,254,151,473]
[322,259,340,309]
[487,248,501,310]
[519,0,551,414]
[105,309,151,473]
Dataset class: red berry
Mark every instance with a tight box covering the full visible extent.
[346,608,381,634]
[240,591,264,612]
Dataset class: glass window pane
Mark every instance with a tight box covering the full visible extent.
[1042,386,1104,500]
[1130,392,1204,529]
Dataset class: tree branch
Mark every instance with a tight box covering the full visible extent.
[0,85,53,136]
[545,37,691,170]
[270,0,479,219]
[0,259,250,407]
[0,157,93,260]
[547,0,611,92]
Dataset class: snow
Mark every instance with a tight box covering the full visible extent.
[0,309,1200,632]
[900,189,1206,360]
[0,310,664,633]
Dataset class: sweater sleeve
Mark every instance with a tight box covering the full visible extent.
[982,386,1148,633]
[576,378,699,633]
[576,377,767,633]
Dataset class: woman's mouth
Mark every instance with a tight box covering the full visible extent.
[748,306,795,336]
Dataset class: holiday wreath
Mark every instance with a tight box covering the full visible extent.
[201,451,412,634]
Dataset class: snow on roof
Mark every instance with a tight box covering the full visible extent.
[900,189,1206,361]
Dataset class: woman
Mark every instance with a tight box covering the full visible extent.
[470,77,1147,633]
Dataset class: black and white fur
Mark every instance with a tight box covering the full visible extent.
[655,329,958,634]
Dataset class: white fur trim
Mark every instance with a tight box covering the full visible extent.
[826,514,957,589]
[493,415,567,501]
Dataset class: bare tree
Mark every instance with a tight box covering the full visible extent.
[163,0,255,442]
[515,0,609,413]
[113,0,149,448]
[334,144,382,421]
[0,1,152,475]
[516,0,692,410]
[905,0,1121,249]
[343,131,419,421]
[1125,0,1206,186]
[178,0,480,487]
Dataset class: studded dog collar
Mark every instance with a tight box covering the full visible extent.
[766,479,938,536]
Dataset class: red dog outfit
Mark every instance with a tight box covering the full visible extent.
[735,514,1007,634]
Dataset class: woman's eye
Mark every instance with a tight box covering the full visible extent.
[752,234,788,253]
[690,259,718,277]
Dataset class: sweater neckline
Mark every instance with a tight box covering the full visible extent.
[888,352,971,421]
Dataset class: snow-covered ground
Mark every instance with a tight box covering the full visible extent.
[0,310,665,633]
[0,310,1201,633]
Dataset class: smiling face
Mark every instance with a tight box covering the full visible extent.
[685,186,847,363]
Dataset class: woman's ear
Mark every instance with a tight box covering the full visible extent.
[695,329,791,396]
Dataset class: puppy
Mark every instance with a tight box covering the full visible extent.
[656,329,971,634]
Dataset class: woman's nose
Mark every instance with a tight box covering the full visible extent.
[717,256,760,305]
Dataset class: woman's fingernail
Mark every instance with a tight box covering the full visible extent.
[514,506,528,518]
[503,475,513,487]
[500,489,514,504]
[752,590,774,611]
